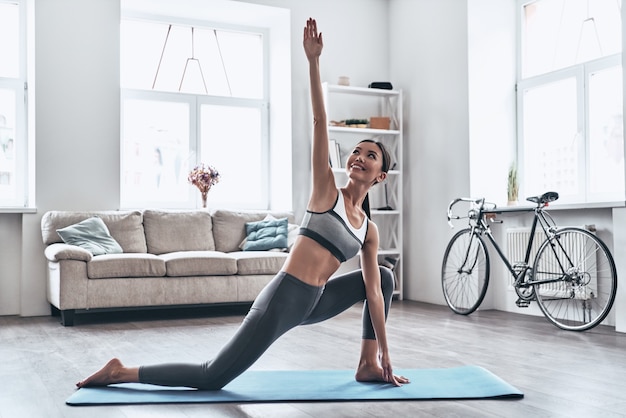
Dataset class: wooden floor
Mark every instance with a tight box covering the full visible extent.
[1,300,626,418]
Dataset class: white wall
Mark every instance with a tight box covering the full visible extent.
[21,0,122,316]
[389,0,470,303]
[0,214,21,314]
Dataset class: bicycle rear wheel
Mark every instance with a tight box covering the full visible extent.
[441,228,490,315]
[533,227,617,331]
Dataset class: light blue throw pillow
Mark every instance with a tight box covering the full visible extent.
[243,217,288,251]
[57,217,123,256]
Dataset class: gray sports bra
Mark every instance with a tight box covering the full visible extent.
[298,190,368,262]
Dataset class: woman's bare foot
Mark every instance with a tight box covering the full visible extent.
[76,358,138,388]
[355,363,410,385]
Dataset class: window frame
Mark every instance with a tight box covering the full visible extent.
[119,16,271,210]
[0,0,31,210]
[516,0,623,205]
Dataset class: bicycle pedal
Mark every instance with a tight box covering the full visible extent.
[515,298,530,308]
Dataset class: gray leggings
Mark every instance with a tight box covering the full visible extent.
[139,267,395,390]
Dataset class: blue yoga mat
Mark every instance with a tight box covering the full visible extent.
[66,365,523,406]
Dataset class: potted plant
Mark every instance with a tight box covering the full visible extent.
[507,163,519,205]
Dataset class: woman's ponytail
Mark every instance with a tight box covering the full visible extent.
[362,193,371,219]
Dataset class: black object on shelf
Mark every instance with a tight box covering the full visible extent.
[368,82,393,90]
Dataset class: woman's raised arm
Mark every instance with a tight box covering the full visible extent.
[303,18,336,206]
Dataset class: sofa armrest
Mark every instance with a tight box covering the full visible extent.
[44,243,93,262]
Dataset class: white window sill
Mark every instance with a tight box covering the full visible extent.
[0,207,37,214]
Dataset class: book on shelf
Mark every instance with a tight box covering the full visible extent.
[328,139,341,168]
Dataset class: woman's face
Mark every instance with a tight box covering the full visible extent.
[345,141,387,185]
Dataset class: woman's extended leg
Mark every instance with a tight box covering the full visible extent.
[139,272,324,389]
[78,272,324,390]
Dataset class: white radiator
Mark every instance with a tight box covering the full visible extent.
[506,227,547,265]
[505,226,597,300]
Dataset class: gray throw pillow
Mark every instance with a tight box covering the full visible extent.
[57,217,123,256]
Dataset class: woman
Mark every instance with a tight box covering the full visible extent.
[76,18,408,390]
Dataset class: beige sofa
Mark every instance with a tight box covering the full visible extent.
[41,208,295,326]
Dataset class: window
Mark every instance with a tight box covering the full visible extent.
[0,0,29,208]
[120,18,269,209]
[517,0,623,204]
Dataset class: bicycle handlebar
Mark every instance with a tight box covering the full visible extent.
[446,197,495,228]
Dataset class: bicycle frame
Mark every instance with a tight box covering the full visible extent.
[448,198,558,286]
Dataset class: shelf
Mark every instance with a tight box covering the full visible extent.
[328,126,400,135]
[326,84,400,97]
[371,209,400,216]
[378,249,401,256]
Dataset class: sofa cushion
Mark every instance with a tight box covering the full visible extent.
[161,251,238,276]
[243,217,288,251]
[211,210,295,253]
[230,251,288,275]
[41,210,147,253]
[57,217,123,256]
[99,211,147,253]
[87,253,166,279]
[143,210,215,255]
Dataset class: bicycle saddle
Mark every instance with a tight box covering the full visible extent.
[526,191,559,204]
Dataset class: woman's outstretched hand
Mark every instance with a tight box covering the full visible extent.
[303,18,323,61]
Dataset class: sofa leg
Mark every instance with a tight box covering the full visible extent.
[50,305,61,317]
[60,309,75,327]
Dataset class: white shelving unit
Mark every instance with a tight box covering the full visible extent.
[323,83,404,299]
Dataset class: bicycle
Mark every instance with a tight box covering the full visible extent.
[442,191,617,331]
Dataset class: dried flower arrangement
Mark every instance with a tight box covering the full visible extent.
[188,163,220,207]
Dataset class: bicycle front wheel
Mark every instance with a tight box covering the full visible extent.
[533,227,617,331]
[441,228,490,315]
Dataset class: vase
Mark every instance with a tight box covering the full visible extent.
[201,191,208,208]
